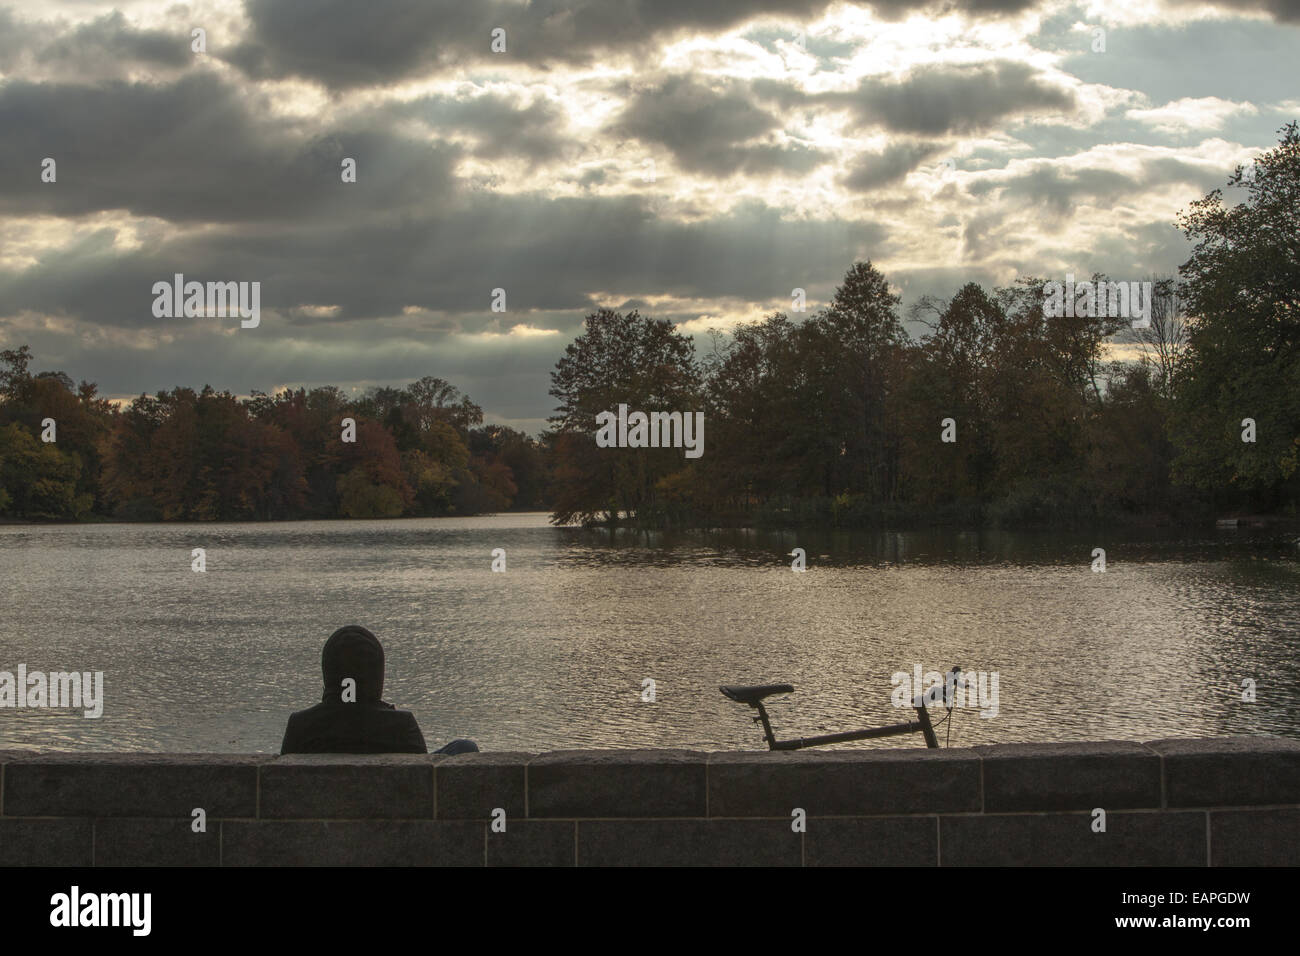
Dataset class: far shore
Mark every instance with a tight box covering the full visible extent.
[3,510,1297,534]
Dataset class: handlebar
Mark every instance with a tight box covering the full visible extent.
[915,666,965,709]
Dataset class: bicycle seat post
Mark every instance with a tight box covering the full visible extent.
[751,700,780,751]
[719,684,796,751]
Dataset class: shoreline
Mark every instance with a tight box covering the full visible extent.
[3,511,1297,533]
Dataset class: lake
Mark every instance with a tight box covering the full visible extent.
[1,513,1297,752]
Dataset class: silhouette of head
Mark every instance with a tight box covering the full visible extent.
[321,625,385,703]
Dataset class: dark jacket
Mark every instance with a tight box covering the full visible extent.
[280,624,428,754]
[281,700,427,754]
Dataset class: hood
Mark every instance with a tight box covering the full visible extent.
[320,624,385,704]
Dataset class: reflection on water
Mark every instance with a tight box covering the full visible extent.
[1,514,1297,752]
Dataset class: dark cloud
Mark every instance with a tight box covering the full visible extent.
[752,60,1076,134]
[842,61,1076,134]
[387,93,571,162]
[0,9,192,79]
[612,75,829,176]
[224,0,1073,90]
[0,9,24,69]
[617,76,778,153]
[967,155,1225,216]
[0,72,461,222]
[41,11,192,69]
[225,0,477,89]
[961,209,1012,261]
[0,194,880,330]
[968,165,1137,216]
[571,166,611,188]
[227,0,842,88]
[841,140,944,191]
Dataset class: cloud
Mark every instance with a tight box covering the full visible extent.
[388,91,572,162]
[0,72,462,223]
[223,0,1073,91]
[1126,97,1259,134]
[841,140,945,191]
[1167,0,1300,24]
[40,11,191,70]
[0,9,192,82]
[611,74,829,176]
[840,61,1077,135]
[226,0,842,88]
[966,152,1227,217]
[468,323,563,339]
[0,195,880,330]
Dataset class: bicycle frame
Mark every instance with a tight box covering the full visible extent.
[741,695,940,750]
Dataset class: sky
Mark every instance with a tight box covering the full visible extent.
[0,0,1296,434]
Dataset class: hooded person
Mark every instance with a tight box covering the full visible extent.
[280,625,427,754]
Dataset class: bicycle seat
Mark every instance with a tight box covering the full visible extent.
[720,683,794,705]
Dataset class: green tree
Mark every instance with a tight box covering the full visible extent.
[338,419,412,512]
[1170,123,1300,507]
[702,312,819,508]
[804,261,908,500]
[0,422,92,518]
[337,468,405,518]
[548,309,701,524]
[899,283,1002,506]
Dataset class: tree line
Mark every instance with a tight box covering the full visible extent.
[545,124,1300,528]
[0,358,549,521]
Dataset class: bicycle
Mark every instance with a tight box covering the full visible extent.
[720,666,964,750]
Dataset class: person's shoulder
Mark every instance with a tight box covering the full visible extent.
[283,702,336,739]
[373,701,415,719]
[384,707,427,752]
[383,707,421,727]
[280,704,321,755]
[286,702,330,723]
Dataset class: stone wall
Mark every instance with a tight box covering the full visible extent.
[1,737,1296,866]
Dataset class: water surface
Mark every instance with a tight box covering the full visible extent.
[1,514,1296,752]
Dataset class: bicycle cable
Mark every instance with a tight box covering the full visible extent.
[928,706,953,745]
[928,697,957,747]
